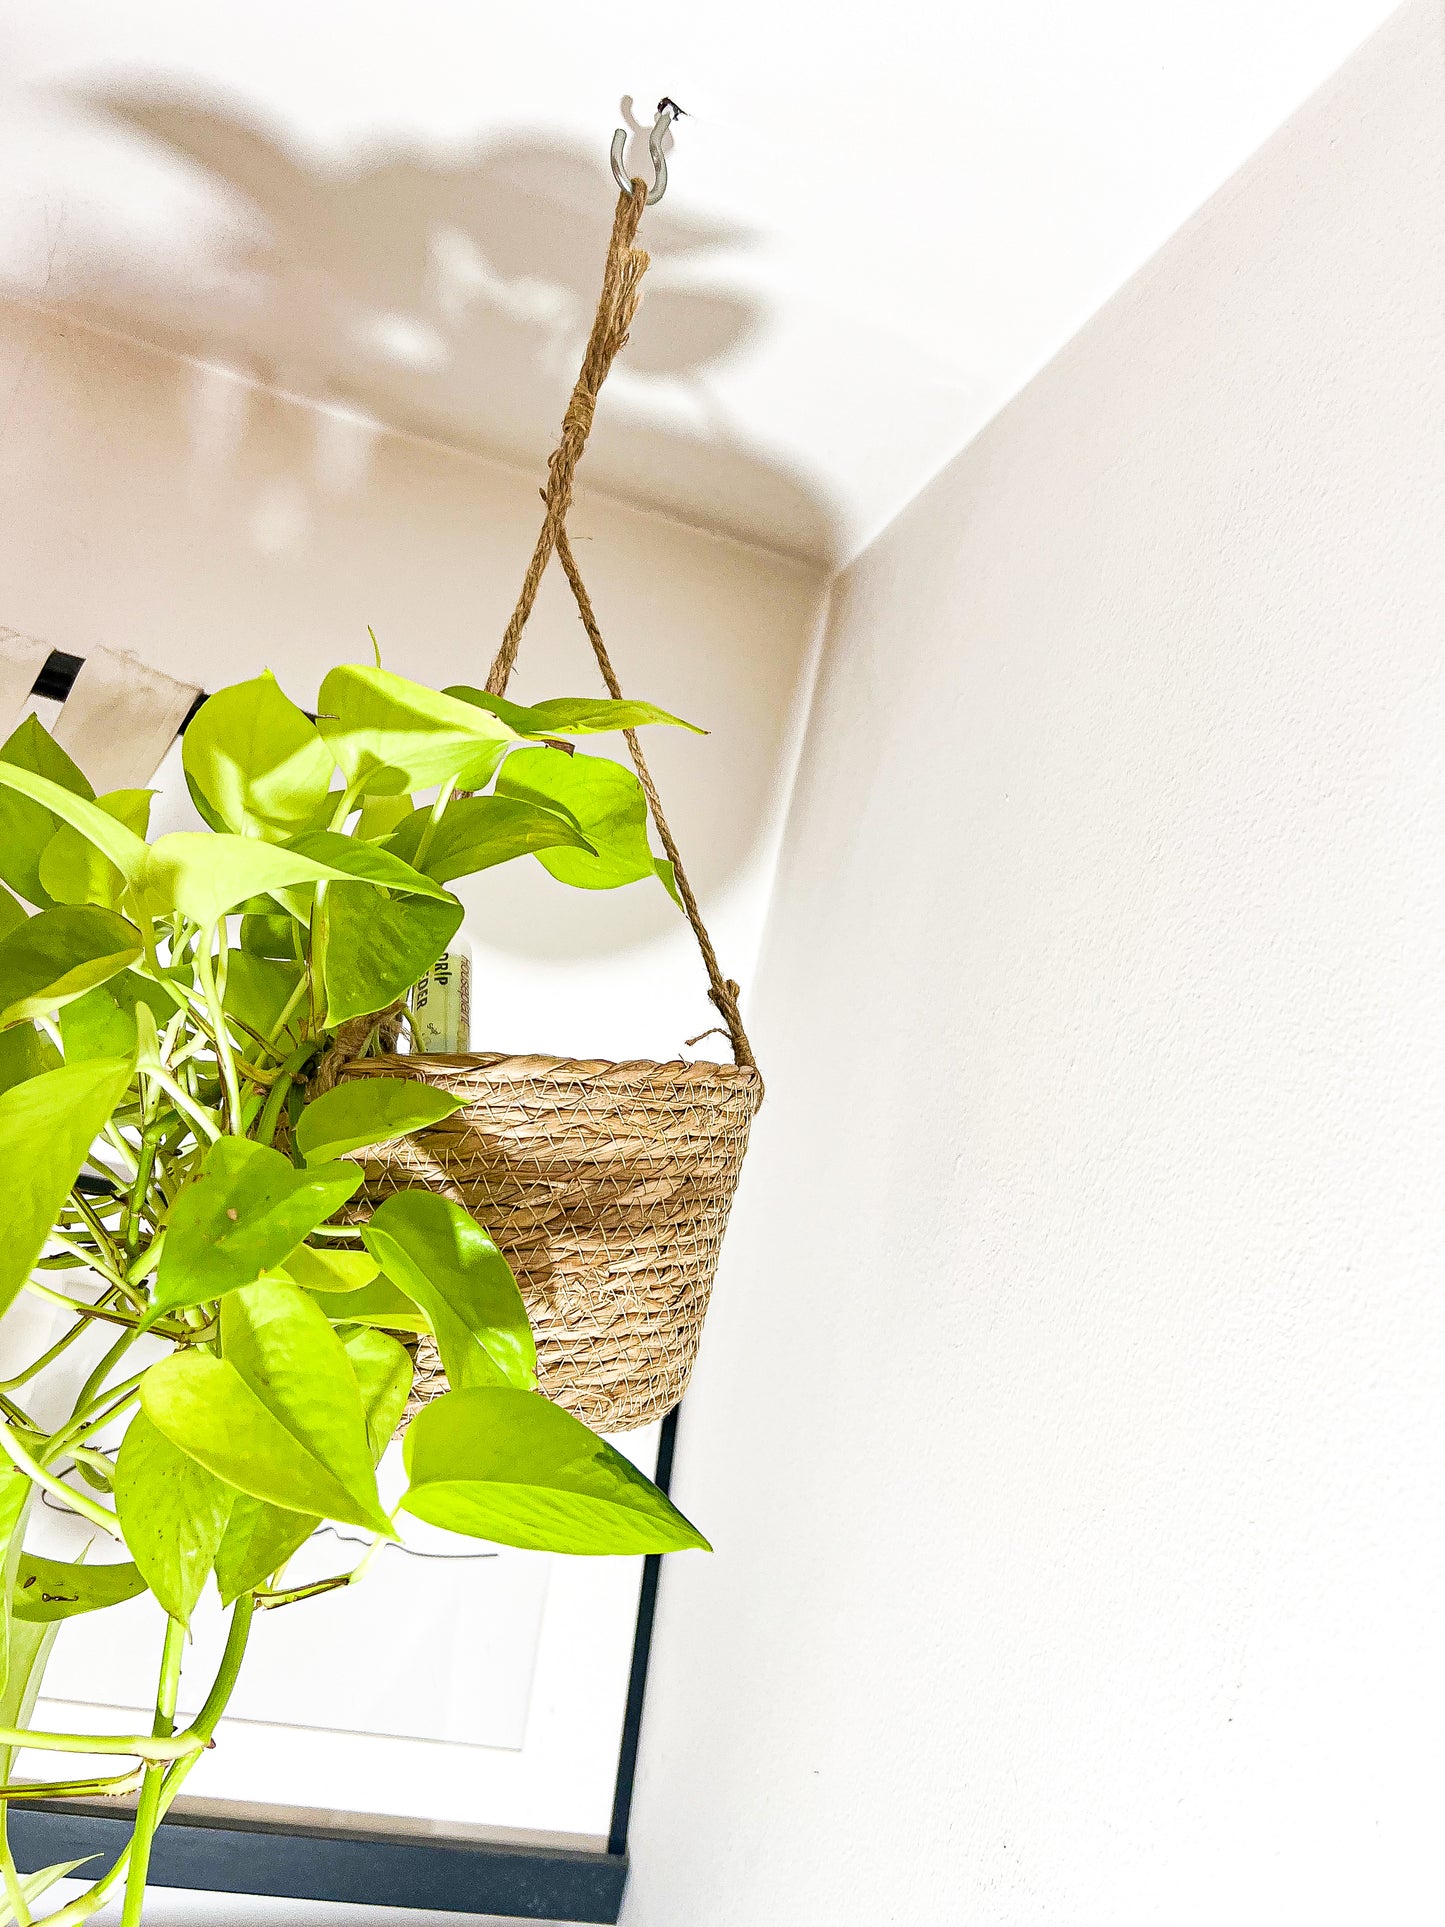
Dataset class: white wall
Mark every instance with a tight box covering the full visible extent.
[629,5,1445,1922]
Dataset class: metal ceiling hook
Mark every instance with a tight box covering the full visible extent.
[610,98,685,206]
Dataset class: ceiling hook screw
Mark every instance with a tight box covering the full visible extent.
[611,97,686,207]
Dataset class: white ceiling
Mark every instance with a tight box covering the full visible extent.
[0,1,1399,563]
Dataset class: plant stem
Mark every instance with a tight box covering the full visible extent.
[255,1530,385,1610]
[177,1593,253,1747]
[62,1198,124,1286]
[254,1038,319,1148]
[51,1381,144,1459]
[0,1317,93,1392]
[327,776,366,833]
[21,1284,162,1339]
[124,1115,166,1256]
[411,774,457,872]
[99,1127,139,1182]
[0,1423,123,1544]
[265,972,311,1049]
[0,1767,143,1801]
[144,1066,220,1144]
[192,933,241,1133]
[119,1616,185,1927]
[0,1833,32,1927]
[0,1724,198,1762]
[29,1598,253,1927]
[68,1330,142,1433]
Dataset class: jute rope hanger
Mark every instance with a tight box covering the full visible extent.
[486,131,758,1074]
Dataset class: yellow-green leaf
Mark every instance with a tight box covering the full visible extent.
[495,748,655,890]
[0,1055,133,1320]
[363,1192,536,1392]
[182,671,336,841]
[401,1388,708,1555]
[151,1137,363,1320]
[293,1077,464,1165]
[0,906,142,1029]
[141,1305,392,1537]
[115,1411,236,1625]
[316,664,523,796]
[444,688,704,737]
[38,789,153,909]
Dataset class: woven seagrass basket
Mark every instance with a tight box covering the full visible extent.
[344,1052,763,1433]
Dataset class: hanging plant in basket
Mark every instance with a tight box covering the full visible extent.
[336,173,764,1436]
[0,117,753,1925]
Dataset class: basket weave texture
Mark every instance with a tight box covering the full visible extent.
[343,1051,763,1433]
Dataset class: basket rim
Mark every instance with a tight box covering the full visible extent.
[344,1049,764,1093]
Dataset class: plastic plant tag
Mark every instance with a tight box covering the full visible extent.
[410,943,471,1053]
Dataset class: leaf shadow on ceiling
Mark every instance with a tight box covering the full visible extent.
[50,85,839,566]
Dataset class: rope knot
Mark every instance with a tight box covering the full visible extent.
[562,391,598,442]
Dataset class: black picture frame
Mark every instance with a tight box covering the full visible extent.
[10,653,680,1922]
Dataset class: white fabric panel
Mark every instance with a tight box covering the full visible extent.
[51,646,200,791]
[0,628,51,739]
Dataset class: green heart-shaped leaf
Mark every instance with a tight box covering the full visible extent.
[0,1022,60,1096]
[385,794,594,884]
[341,1324,414,1461]
[285,830,452,899]
[293,1077,464,1166]
[182,671,336,841]
[0,755,148,891]
[139,832,354,930]
[151,1137,362,1320]
[269,1242,379,1293]
[213,1495,318,1607]
[222,1281,392,1531]
[0,717,95,909]
[11,1554,148,1623]
[496,748,655,890]
[317,664,523,796]
[0,906,143,1030]
[60,972,179,1064]
[305,1272,427,1334]
[401,1388,709,1555]
[363,1192,536,1393]
[114,1409,236,1626]
[318,882,461,1026]
[355,793,414,842]
[0,1055,133,1321]
[142,1283,392,1535]
[444,688,703,737]
[213,1321,411,1601]
[223,951,304,1048]
[38,790,154,909]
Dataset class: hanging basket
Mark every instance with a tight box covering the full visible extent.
[325,175,763,1433]
[343,1052,762,1433]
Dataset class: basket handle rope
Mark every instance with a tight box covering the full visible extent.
[485,178,758,1073]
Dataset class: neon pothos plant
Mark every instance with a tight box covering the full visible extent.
[0,662,707,1925]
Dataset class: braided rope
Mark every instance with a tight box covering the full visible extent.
[485,178,758,1072]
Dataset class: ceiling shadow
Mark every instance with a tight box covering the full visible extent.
[47,84,838,563]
